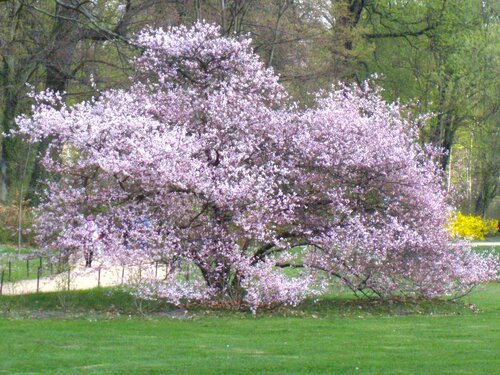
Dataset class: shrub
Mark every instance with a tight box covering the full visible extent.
[449,213,499,240]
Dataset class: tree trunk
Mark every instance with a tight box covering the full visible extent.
[27,3,81,203]
[0,57,21,201]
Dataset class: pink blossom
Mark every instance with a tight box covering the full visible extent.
[16,22,498,311]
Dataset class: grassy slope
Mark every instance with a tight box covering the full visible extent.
[0,246,53,282]
[0,284,498,374]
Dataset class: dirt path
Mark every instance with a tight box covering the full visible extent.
[1,263,168,296]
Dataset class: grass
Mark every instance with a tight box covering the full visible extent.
[477,235,500,243]
[0,242,498,374]
[0,283,498,374]
[0,245,33,255]
[471,244,499,257]
[0,245,57,282]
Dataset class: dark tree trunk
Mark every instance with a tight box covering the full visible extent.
[0,58,21,201]
[340,0,367,50]
[428,80,456,172]
[474,174,498,218]
[28,4,81,203]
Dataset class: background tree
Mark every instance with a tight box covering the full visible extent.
[0,0,162,203]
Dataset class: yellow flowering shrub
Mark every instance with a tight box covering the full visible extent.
[448,213,499,240]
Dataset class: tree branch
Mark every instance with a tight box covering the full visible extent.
[365,25,435,40]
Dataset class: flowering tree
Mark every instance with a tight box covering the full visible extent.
[17,23,497,311]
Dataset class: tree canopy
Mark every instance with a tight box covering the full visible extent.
[17,23,497,311]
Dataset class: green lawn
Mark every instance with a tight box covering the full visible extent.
[473,245,500,256]
[0,245,56,283]
[0,284,498,374]
[478,235,500,243]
